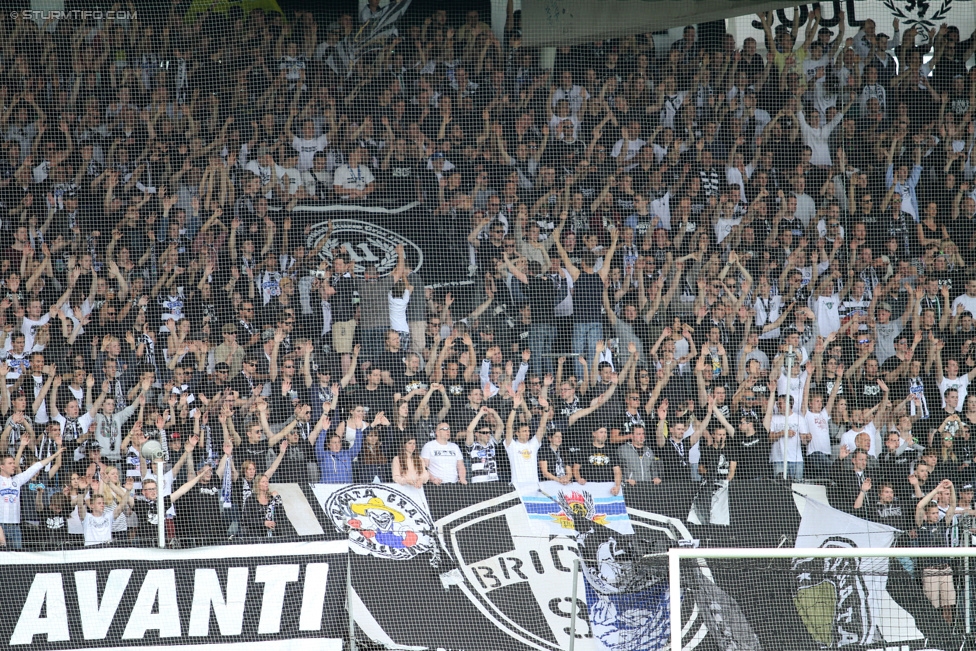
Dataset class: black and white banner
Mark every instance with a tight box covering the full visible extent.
[793,499,924,649]
[291,202,469,284]
[2,541,347,651]
[14,483,959,651]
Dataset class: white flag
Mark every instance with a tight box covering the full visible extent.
[793,499,922,647]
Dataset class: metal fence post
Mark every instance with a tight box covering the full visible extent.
[568,557,580,651]
[347,544,356,651]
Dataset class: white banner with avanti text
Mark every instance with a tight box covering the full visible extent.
[2,541,347,651]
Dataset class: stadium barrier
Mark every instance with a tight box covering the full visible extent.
[6,481,972,651]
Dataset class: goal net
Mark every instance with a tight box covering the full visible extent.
[3,1,976,651]
[667,542,976,651]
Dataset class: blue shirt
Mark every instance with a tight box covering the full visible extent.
[315,425,364,483]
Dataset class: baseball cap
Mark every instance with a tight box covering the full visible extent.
[878,302,893,312]
[963,484,975,491]
[221,323,239,335]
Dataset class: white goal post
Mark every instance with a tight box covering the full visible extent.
[666,546,976,651]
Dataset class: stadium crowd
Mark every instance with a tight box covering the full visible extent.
[3,0,976,615]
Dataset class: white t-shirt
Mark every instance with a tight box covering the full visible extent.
[333,164,375,191]
[768,413,804,464]
[940,375,970,411]
[840,423,880,457]
[776,369,810,408]
[714,214,742,245]
[610,138,646,165]
[814,294,842,337]
[755,295,783,341]
[21,313,50,353]
[388,289,411,333]
[67,504,83,535]
[421,440,463,483]
[800,409,831,456]
[29,374,49,424]
[506,437,542,491]
[292,134,329,172]
[0,462,45,523]
[82,507,115,546]
[952,293,976,318]
[245,160,287,198]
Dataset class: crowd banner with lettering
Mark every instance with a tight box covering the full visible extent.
[7,485,960,651]
[524,0,976,50]
[522,0,802,46]
[311,483,436,559]
[1,541,347,651]
[728,1,976,51]
[313,482,715,651]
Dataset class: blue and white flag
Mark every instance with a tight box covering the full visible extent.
[521,481,634,537]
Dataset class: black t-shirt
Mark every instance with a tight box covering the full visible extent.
[525,276,556,324]
[872,498,911,530]
[733,429,769,480]
[399,371,429,397]
[238,438,270,475]
[699,444,736,481]
[576,442,617,482]
[917,522,950,565]
[374,351,407,388]
[381,161,420,201]
[177,483,226,542]
[655,435,693,482]
[478,240,505,277]
[448,403,481,433]
[274,442,311,483]
[507,319,531,353]
[880,354,905,379]
[539,444,571,481]
[851,377,884,408]
[331,274,357,323]
[132,494,173,532]
[40,507,69,546]
[348,385,393,418]
[613,411,647,448]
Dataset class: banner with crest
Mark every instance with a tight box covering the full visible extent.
[521,481,635,537]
